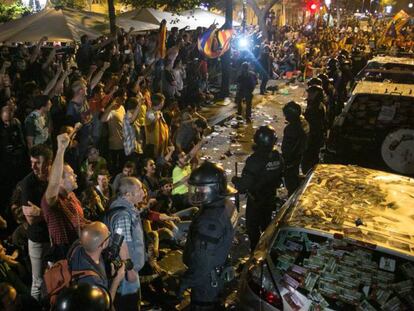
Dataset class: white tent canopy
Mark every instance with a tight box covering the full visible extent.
[120,7,239,31]
[120,8,193,30]
[0,8,103,43]
[0,8,158,43]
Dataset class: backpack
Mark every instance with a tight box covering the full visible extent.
[43,247,101,307]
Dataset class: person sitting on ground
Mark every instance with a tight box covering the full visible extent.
[80,146,107,184]
[111,161,136,194]
[140,158,160,198]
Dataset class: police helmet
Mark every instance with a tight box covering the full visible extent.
[254,125,278,151]
[188,161,236,206]
[80,222,111,252]
[307,77,322,88]
[306,85,324,102]
[326,58,338,69]
[339,49,349,58]
[241,62,249,72]
[317,73,332,84]
[317,73,333,89]
[283,101,302,122]
[55,283,111,311]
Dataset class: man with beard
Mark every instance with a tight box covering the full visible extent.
[12,145,52,300]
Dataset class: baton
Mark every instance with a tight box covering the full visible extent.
[235,162,240,212]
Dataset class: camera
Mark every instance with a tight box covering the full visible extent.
[103,233,134,277]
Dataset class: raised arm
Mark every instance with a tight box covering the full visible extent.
[90,62,110,91]
[30,36,47,64]
[43,65,62,96]
[44,133,70,206]
[128,96,143,124]
[41,47,56,71]
[100,99,116,123]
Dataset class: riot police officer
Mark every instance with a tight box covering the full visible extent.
[235,62,258,123]
[302,85,326,174]
[317,73,337,127]
[326,58,341,91]
[282,102,309,196]
[337,52,353,107]
[179,161,237,311]
[232,125,283,252]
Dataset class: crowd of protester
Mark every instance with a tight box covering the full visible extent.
[0,11,413,310]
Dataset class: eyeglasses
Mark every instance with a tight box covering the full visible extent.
[99,232,112,248]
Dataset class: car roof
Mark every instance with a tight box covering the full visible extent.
[368,56,414,66]
[283,164,414,258]
[352,81,414,97]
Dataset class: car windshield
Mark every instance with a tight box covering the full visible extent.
[268,228,414,310]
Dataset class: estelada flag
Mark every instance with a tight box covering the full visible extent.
[198,27,234,59]
[379,10,409,46]
[159,20,167,59]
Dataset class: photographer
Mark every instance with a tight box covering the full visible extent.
[69,222,125,303]
[104,177,145,311]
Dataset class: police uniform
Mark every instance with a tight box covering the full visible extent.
[302,85,326,174]
[232,126,283,251]
[181,199,237,310]
[179,162,237,310]
[282,117,309,196]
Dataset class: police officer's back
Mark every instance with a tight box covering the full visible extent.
[282,101,309,196]
[232,126,283,206]
[180,162,237,310]
[232,126,283,251]
[302,84,326,174]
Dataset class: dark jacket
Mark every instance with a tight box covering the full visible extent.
[182,198,237,287]
[233,149,283,205]
[69,243,108,290]
[282,118,309,167]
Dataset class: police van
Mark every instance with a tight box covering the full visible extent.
[324,80,414,176]
[237,164,414,310]
[355,56,414,84]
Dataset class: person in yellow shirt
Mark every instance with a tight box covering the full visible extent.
[172,152,192,196]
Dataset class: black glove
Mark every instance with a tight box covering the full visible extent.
[231,176,240,187]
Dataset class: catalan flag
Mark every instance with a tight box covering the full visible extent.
[159,19,167,59]
[379,10,410,46]
[198,27,234,59]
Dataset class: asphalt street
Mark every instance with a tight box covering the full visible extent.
[141,80,307,310]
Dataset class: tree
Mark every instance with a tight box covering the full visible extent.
[121,0,219,11]
[246,0,280,41]
[50,0,87,9]
[0,2,31,24]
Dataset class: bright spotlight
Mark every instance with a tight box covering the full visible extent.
[238,37,250,49]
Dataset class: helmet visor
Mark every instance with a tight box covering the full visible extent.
[188,184,215,206]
